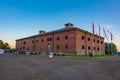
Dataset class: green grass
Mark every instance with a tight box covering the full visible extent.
[54,53,115,58]
[91,54,114,58]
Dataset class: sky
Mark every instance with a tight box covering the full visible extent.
[0,0,120,51]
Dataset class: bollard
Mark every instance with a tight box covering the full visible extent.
[26,51,29,56]
[49,52,53,58]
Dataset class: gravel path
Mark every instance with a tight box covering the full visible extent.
[0,53,120,80]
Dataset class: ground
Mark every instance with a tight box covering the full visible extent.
[0,53,120,80]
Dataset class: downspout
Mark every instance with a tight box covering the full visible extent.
[85,32,87,54]
[21,40,23,51]
[75,30,77,54]
[33,37,35,52]
[52,32,54,53]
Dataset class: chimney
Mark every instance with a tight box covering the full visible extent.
[64,23,74,28]
[39,30,46,34]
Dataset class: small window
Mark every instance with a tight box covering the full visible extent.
[27,47,29,50]
[41,39,43,42]
[101,41,103,44]
[47,38,49,41]
[65,45,68,49]
[97,40,99,43]
[94,47,96,50]
[23,46,25,49]
[82,45,84,49]
[81,36,84,40]
[57,37,59,40]
[88,46,90,50]
[57,45,60,49]
[93,39,95,42]
[65,35,68,39]
[32,41,34,43]
[97,47,100,51]
[23,42,26,44]
[36,40,38,43]
[50,37,52,41]
[88,38,90,41]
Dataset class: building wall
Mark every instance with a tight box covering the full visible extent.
[75,30,104,54]
[16,29,76,53]
[53,30,76,53]
[16,27,104,54]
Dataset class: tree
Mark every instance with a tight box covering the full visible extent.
[0,40,4,48]
[0,40,10,49]
[105,42,117,54]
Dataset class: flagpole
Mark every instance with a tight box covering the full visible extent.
[99,25,101,54]
[103,28,109,54]
[110,32,113,54]
[93,33,94,55]
[107,30,110,54]
[92,21,95,55]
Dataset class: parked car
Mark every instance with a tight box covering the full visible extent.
[0,49,4,54]
[116,52,120,55]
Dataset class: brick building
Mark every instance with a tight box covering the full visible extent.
[16,23,104,54]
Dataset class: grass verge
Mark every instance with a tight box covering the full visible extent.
[54,53,115,58]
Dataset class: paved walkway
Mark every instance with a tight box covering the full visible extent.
[0,53,120,80]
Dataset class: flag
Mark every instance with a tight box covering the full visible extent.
[103,28,108,40]
[92,21,95,34]
[110,32,113,41]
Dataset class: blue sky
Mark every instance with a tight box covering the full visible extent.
[0,0,120,50]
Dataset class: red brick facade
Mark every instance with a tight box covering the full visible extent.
[16,23,104,54]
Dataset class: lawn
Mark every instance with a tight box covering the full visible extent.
[54,53,115,58]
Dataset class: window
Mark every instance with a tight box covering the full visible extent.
[65,35,68,39]
[94,47,96,50]
[81,36,84,40]
[88,46,90,50]
[57,37,59,40]
[65,45,68,49]
[88,38,90,41]
[23,46,25,49]
[47,37,52,41]
[82,45,84,49]
[41,39,43,42]
[47,38,49,41]
[32,41,34,43]
[36,40,38,43]
[93,39,95,42]
[97,40,99,43]
[27,47,29,50]
[101,41,103,44]
[50,37,52,41]
[97,47,100,51]
[57,45,60,49]
[23,41,26,44]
